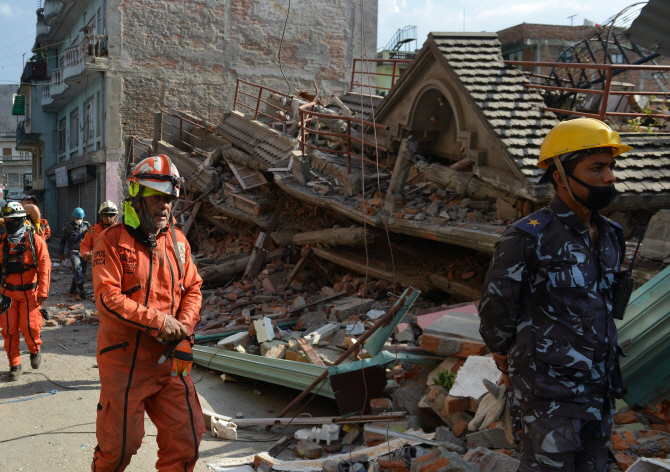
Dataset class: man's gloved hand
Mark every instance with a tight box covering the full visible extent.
[158,315,189,342]
[468,379,507,432]
[170,338,194,377]
[82,253,92,262]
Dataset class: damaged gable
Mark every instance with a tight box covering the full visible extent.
[375,32,559,202]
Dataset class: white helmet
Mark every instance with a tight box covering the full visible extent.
[99,200,118,214]
[2,202,27,218]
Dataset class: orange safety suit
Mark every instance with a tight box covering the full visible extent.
[37,219,51,241]
[91,223,205,472]
[80,222,115,260]
[0,229,51,366]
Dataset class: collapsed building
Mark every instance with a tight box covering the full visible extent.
[122,25,670,472]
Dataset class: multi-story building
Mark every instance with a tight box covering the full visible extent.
[1,85,34,202]
[22,0,378,233]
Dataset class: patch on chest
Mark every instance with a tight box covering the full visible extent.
[119,247,139,274]
[176,242,186,265]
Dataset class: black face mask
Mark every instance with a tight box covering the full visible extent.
[4,218,25,235]
[568,174,618,211]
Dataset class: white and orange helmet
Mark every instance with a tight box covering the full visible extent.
[126,154,184,198]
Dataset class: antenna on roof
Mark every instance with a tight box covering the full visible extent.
[567,14,577,26]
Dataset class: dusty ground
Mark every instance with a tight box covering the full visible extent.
[0,241,339,471]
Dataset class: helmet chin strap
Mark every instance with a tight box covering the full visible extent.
[552,156,590,215]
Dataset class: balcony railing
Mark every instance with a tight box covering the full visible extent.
[350,58,413,92]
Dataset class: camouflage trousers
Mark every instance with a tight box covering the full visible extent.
[69,251,88,285]
[519,403,614,472]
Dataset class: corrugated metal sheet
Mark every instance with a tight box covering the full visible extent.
[616,264,670,407]
[625,0,670,57]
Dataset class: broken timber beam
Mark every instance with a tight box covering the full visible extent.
[430,274,482,301]
[243,199,287,280]
[385,138,415,212]
[297,338,326,366]
[200,249,285,285]
[281,247,312,292]
[292,226,371,247]
[414,160,507,201]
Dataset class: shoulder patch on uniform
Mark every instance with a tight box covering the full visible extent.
[512,210,553,237]
[604,217,624,232]
[89,227,95,234]
[176,241,186,264]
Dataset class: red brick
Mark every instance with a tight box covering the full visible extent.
[614,407,638,425]
[452,418,468,437]
[64,318,77,325]
[614,453,635,471]
[456,340,488,357]
[405,208,419,214]
[611,433,630,451]
[224,293,237,303]
[394,213,404,219]
[441,395,470,416]
[378,460,408,472]
[651,424,670,433]
[45,320,57,327]
[370,398,393,414]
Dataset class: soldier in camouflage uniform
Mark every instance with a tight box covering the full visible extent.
[479,119,634,472]
[59,207,91,300]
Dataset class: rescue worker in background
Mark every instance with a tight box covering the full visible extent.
[0,202,51,381]
[59,208,91,300]
[91,154,204,471]
[20,195,51,240]
[479,118,631,472]
[81,201,118,263]
[0,199,6,237]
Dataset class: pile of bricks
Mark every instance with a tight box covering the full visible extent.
[43,303,98,327]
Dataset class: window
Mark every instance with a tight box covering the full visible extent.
[23,174,32,191]
[507,50,524,62]
[57,117,66,153]
[70,108,79,149]
[8,174,19,187]
[38,152,43,176]
[3,148,11,157]
[85,98,95,142]
[611,53,624,64]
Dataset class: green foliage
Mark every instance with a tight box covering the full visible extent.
[29,48,47,63]
[432,369,455,389]
[627,95,669,132]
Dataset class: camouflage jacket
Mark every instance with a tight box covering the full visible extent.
[59,220,91,255]
[479,195,625,421]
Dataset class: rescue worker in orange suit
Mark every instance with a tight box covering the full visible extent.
[0,202,51,381]
[20,195,51,240]
[81,201,118,264]
[91,154,205,472]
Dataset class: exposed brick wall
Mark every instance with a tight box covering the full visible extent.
[497,23,594,45]
[117,0,377,141]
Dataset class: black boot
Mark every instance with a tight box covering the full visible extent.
[68,279,77,297]
[30,351,41,369]
[77,283,87,300]
[8,364,22,381]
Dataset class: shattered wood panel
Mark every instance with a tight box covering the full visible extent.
[335,92,384,122]
[155,140,215,193]
[274,174,500,253]
[208,195,274,229]
[225,157,268,190]
[215,111,294,170]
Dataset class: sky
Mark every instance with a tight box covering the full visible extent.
[0,0,643,86]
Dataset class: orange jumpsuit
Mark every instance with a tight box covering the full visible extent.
[80,222,115,260]
[38,219,51,241]
[91,223,205,472]
[0,230,51,366]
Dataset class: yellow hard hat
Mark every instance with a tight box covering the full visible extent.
[537,118,633,169]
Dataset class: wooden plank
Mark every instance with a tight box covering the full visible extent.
[182,201,202,235]
[287,291,347,314]
[243,199,286,280]
[430,274,482,301]
[281,247,312,292]
[297,338,326,366]
[267,436,292,458]
[225,157,268,190]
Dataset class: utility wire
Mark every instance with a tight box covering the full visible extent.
[277,0,291,95]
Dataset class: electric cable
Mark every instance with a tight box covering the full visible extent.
[277,0,292,96]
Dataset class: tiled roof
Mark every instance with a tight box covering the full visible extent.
[431,33,559,183]
[614,133,670,195]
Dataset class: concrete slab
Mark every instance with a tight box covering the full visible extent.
[417,303,479,330]
[422,309,482,341]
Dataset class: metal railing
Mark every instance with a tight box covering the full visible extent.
[507,61,670,122]
[297,101,389,174]
[233,78,291,124]
[350,58,413,92]
[157,109,212,157]
[127,137,153,172]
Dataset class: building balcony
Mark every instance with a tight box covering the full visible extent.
[42,35,109,112]
[35,0,89,49]
[21,62,48,83]
[16,121,42,152]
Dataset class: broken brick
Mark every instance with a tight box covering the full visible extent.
[370,398,393,414]
[452,418,469,437]
[611,433,630,451]
[295,440,323,459]
[614,453,635,471]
